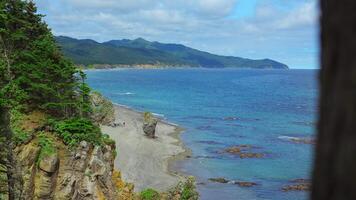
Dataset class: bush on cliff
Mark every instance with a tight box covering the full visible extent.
[168,176,199,200]
[37,132,56,164]
[140,188,160,200]
[53,118,102,147]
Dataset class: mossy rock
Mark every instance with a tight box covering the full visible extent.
[90,91,115,125]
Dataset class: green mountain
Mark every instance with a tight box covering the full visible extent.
[55,36,289,69]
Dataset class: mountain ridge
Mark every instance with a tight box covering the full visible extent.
[56,36,289,69]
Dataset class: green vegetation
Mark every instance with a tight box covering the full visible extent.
[0,1,116,198]
[180,177,199,200]
[140,188,160,200]
[52,118,116,147]
[56,36,289,69]
[101,133,116,146]
[168,176,199,200]
[53,118,101,147]
[90,91,115,125]
[37,132,56,164]
[143,112,154,122]
[10,110,30,144]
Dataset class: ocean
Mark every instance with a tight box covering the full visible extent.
[86,68,317,200]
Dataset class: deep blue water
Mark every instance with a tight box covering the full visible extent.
[86,68,318,200]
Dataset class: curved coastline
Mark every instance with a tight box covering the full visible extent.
[101,104,191,192]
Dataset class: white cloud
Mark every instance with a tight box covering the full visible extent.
[34,0,319,68]
[275,2,317,29]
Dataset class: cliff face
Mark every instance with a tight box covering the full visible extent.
[3,93,199,200]
[5,93,135,200]
[13,137,134,200]
[90,92,116,126]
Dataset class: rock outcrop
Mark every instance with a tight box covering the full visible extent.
[90,92,115,126]
[142,112,158,138]
[13,139,134,200]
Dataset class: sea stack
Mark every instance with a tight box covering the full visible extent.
[143,112,158,138]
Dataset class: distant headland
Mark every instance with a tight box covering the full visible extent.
[55,36,289,69]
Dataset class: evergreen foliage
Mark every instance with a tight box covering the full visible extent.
[0,1,115,199]
[0,0,89,117]
[53,118,102,147]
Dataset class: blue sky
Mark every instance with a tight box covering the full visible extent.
[34,0,319,69]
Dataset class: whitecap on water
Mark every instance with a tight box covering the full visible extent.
[115,92,135,95]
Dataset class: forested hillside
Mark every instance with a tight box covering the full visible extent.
[56,36,289,69]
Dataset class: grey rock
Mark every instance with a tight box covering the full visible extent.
[143,120,158,138]
[39,153,59,173]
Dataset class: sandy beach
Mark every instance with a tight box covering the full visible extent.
[101,105,188,192]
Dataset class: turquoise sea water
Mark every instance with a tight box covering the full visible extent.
[86,69,317,200]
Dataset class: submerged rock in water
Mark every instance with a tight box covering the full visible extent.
[209,178,258,187]
[279,136,315,145]
[224,147,242,154]
[223,145,252,154]
[208,178,229,183]
[231,181,257,187]
[223,116,240,121]
[282,179,311,192]
[221,145,264,158]
[290,137,315,145]
[239,153,264,159]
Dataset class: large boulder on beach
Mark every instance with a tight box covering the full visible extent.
[90,91,115,125]
[142,112,158,138]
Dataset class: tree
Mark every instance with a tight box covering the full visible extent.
[0,1,82,199]
[312,1,356,200]
[78,69,92,118]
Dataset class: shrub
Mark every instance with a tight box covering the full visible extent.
[143,112,154,123]
[101,133,116,146]
[10,110,31,144]
[180,177,199,200]
[37,132,56,164]
[140,188,160,200]
[54,118,102,147]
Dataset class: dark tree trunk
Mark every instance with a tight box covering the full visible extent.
[312,1,356,199]
[0,107,15,200]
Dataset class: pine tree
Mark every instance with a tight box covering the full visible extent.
[0,1,86,198]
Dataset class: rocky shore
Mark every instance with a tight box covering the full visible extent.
[101,105,190,192]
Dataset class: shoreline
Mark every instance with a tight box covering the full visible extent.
[101,104,191,192]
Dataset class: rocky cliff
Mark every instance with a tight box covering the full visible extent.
[14,138,134,200]
[1,93,135,200]
[1,93,198,200]
[90,91,116,126]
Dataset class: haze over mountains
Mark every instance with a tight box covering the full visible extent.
[56,36,289,69]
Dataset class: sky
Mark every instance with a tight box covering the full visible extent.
[34,0,319,69]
